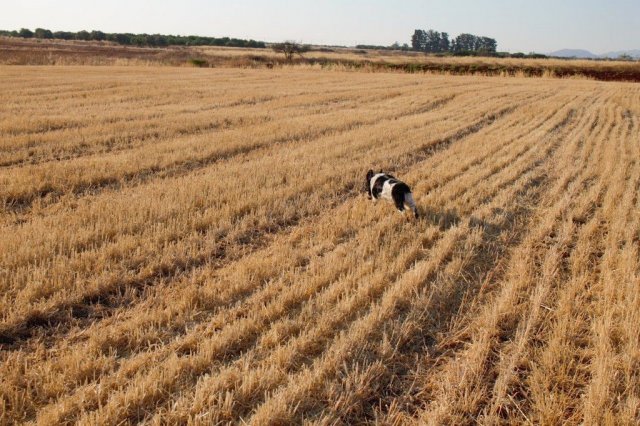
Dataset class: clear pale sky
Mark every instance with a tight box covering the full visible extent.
[2,0,638,53]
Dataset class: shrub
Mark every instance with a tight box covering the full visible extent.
[189,58,208,67]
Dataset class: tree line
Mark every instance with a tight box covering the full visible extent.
[0,28,266,48]
[411,29,497,55]
[356,43,411,51]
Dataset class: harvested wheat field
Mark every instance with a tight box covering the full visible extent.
[1,66,639,425]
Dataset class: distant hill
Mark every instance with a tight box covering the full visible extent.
[600,49,640,59]
[549,49,599,59]
[549,48,640,59]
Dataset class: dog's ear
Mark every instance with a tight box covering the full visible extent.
[365,170,374,197]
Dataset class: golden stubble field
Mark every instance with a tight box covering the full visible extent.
[0,66,639,425]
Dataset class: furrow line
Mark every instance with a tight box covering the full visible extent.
[0,90,527,346]
[21,90,540,422]
[411,90,617,424]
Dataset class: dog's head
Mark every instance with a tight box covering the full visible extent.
[365,169,375,197]
[366,169,375,182]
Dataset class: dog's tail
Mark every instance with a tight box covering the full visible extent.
[404,192,419,218]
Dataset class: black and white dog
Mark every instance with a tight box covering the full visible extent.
[366,170,418,218]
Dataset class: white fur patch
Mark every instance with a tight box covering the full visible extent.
[380,180,395,201]
[370,173,396,202]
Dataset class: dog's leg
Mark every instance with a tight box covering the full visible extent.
[393,194,406,213]
[404,193,419,218]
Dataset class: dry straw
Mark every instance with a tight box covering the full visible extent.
[0,66,638,425]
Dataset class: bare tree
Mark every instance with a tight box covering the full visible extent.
[271,41,310,61]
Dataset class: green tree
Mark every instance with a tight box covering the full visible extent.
[90,30,106,41]
[454,33,477,52]
[107,33,132,44]
[271,41,309,61]
[439,32,450,52]
[3,27,266,49]
[75,30,90,41]
[413,28,493,55]
[411,29,425,51]
[478,36,497,54]
[18,28,33,38]
[53,31,74,40]
[34,28,53,39]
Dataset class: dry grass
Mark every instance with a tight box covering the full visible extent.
[3,37,640,82]
[0,66,639,425]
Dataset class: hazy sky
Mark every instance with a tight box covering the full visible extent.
[2,0,639,53]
